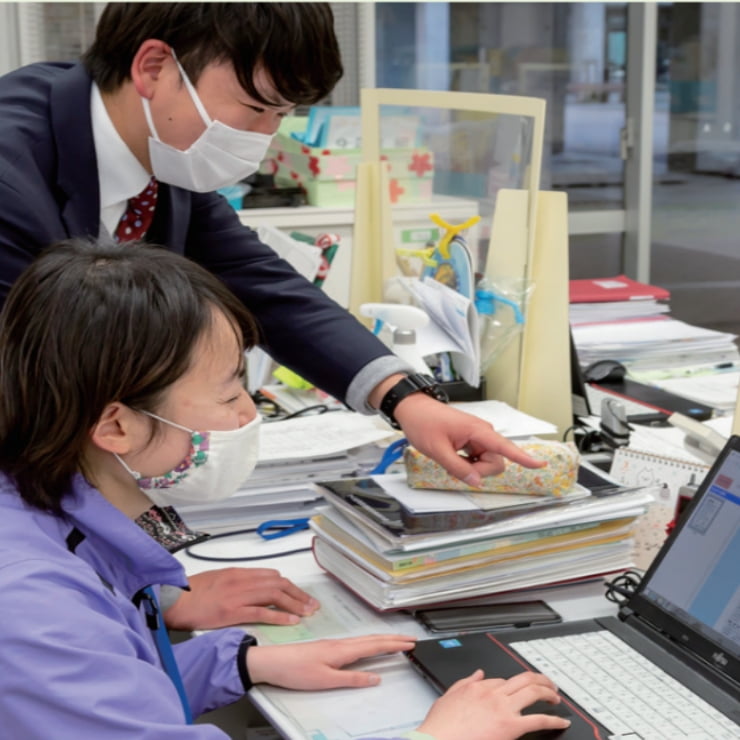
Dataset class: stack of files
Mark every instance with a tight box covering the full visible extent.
[309,474,657,611]
[569,275,670,326]
[569,275,740,374]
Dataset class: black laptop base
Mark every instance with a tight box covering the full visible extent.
[407,614,740,739]
[407,623,612,739]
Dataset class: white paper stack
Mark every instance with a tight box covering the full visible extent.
[572,317,740,373]
[570,299,670,325]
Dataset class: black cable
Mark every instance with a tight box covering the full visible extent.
[562,425,577,442]
[184,527,312,562]
[604,569,643,606]
[280,404,336,420]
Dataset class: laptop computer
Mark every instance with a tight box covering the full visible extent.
[570,330,714,422]
[407,435,740,739]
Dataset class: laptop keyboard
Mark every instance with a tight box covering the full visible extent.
[510,630,739,740]
[586,385,662,418]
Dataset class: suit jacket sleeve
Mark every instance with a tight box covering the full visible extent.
[183,191,395,403]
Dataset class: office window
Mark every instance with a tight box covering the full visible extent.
[650,2,740,336]
[375,2,629,213]
[13,2,101,66]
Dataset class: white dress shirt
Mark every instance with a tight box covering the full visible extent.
[90,84,152,237]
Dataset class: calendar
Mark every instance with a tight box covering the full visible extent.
[609,447,710,570]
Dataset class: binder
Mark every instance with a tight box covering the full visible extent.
[569,275,670,303]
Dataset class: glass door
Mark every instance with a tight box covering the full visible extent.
[650,2,740,338]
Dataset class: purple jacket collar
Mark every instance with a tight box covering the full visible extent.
[0,471,188,598]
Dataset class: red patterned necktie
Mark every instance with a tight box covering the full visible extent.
[114,177,159,242]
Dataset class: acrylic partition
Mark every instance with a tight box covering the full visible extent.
[351,88,571,433]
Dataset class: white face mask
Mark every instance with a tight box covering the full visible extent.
[116,411,261,507]
[141,53,273,193]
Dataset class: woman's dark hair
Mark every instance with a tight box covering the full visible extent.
[0,238,258,512]
[82,3,343,106]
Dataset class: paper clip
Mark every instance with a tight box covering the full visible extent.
[256,518,311,540]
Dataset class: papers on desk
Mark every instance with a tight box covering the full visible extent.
[646,371,740,412]
[258,411,395,462]
[572,317,740,372]
[570,300,670,324]
[248,576,434,739]
[450,400,557,438]
[312,521,638,611]
[176,405,555,532]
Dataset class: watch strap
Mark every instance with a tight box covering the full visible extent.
[379,374,448,429]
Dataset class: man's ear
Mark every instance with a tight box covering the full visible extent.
[131,39,173,98]
[90,402,144,455]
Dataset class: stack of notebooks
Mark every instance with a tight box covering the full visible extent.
[309,472,657,611]
[570,275,740,373]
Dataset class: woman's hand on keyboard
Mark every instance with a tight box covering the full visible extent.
[416,669,570,740]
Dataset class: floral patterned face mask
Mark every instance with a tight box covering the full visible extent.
[115,411,261,506]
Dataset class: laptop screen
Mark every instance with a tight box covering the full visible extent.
[632,437,740,675]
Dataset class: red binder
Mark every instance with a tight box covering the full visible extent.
[569,275,670,303]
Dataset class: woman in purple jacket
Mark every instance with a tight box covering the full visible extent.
[0,238,568,739]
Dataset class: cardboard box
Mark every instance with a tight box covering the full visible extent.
[261,117,434,208]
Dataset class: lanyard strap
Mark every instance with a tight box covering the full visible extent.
[140,586,194,724]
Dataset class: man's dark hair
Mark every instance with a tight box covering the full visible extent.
[82,2,343,106]
[0,238,259,511]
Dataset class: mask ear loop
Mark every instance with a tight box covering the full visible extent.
[170,50,213,126]
[112,411,194,480]
[141,410,194,435]
[114,453,142,480]
[141,50,213,141]
[140,94,161,141]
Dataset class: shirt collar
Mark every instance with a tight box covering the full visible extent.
[90,83,151,222]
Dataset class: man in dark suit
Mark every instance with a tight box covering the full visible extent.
[0,3,541,629]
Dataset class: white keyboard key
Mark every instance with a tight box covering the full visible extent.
[510,631,738,739]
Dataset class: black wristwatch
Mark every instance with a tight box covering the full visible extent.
[379,373,448,430]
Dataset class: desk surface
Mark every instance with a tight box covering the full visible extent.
[179,531,618,740]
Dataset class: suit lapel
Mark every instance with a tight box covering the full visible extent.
[49,64,101,239]
[159,184,190,253]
